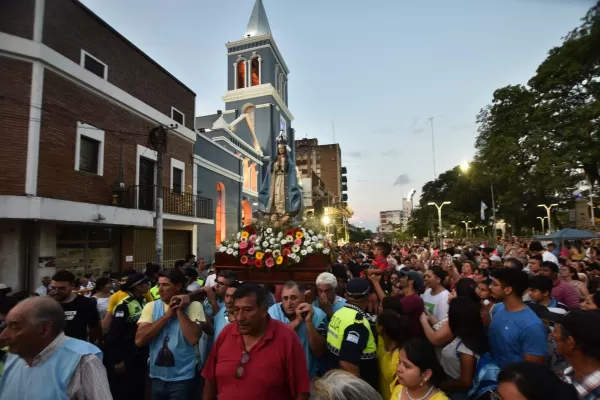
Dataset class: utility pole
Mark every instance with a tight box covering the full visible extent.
[429,117,437,179]
[149,126,169,268]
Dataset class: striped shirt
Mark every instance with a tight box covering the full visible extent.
[563,366,600,400]
[551,279,581,310]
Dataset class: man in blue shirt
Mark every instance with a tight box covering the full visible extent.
[489,268,548,368]
[269,281,327,378]
[313,272,346,319]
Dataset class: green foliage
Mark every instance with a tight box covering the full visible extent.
[348,224,374,243]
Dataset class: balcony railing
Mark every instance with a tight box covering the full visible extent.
[118,185,213,220]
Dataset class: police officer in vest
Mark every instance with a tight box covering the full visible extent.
[325,278,379,390]
[104,272,151,400]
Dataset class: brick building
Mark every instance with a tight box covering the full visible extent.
[0,0,213,290]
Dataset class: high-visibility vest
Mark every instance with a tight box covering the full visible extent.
[196,278,205,287]
[326,305,376,360]
[149,285,160,300]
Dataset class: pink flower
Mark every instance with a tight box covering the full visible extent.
[247,247,256,255]
[239,241,248,250]
[294,238,302,246]
[249,234,257,243]
[265,257,275,268]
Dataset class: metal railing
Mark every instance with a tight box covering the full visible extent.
[121,185,213,219]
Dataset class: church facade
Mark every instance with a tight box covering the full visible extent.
[194,0,297,260]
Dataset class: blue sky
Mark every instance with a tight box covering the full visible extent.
[81,0,595,230]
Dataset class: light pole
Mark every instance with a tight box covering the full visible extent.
[536,216,548,233]
[459,161,497,243]
[462,220,472,237]
[537,203,558,232]
[428,201,451,248]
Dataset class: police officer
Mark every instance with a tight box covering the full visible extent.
[325,278,379,390]
[104,273,151,400]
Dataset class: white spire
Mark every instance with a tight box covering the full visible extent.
[245,0,272,38]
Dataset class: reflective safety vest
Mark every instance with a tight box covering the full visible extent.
[115,295,146,322]
[196,278,205,287]
[326,305,376,360]
[149,285,160,300]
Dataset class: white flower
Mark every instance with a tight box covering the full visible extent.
[269,238,276,244]
[266,228,273,234]
[317,234,323,240]
[236,232,241,239]
[273,250,281,257]
[265,249,272,253]
[233,251,238,257]
[290,254,299,262]
[226,248,234,255]
[300,249,307,256]
[304,237,311,244]
[312,236,318,242]
[280,239,287,245]
[255,246,262,252]
[308,230,314,235]
[262,241,269,248]
[256,236,262,242]
[233,243,239,249]
[286,235,294,243]
[218,246,227,253]
[323,248,330,255]
[307,246,314,253]
[277,232,283,238]
[292,245,300,253]
[316,242,324,249]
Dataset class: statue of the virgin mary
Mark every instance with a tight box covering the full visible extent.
[258,132,303,217]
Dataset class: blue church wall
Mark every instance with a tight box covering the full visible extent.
[194,134,241,173]
[196,167,241,261]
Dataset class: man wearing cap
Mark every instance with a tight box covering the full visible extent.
[325,278,378,389]
[104,272,151,400]
[551,310,600,399]
[539,261,581,309]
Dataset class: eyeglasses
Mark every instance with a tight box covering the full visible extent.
[235,351,250,379]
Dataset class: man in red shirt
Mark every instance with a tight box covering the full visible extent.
[202,283,310,400]
[397,270,426,338]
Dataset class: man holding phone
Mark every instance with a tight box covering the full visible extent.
[135,269,205,399]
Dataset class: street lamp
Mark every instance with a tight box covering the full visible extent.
[536,216,548,233]
[428,201,451,248]
[459,161,497,242]
[461,220,472,237]
[537,203,558,232]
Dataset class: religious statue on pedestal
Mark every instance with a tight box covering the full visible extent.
[258,132,303,219]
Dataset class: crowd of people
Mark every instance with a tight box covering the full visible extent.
[0,240,599,400]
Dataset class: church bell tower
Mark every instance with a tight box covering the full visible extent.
[222,0,294,160]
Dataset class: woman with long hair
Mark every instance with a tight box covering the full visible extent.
[438,297,490,399]
[559,265,589,301]
[582,292,600,310]
[92,276,113,320]
[377,309,412,400]
[391,338,449,400]
[497,362,579,400]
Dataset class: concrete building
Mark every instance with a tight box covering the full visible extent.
[0,0,214,290]
[295,139,345,203]
[378,210,404,233]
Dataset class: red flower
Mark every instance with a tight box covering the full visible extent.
[285,229,294,237]
[255,258,263,268]
[282,248,291,257]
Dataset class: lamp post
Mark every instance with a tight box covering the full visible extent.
[428,201,451,248]
[537,203,558,232]
[536,216,548,233]
[462,220,472,237]
[322,215,331,237]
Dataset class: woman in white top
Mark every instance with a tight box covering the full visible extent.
[91,276,112,320]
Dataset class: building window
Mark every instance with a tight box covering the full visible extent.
[75,122,104,176]
[80,50,107,79]
[237,60,247,89]
[171,107,185,126]
[216,183,226,246]
[170,158,185,193]
[251,57,260,86]
[280,116,286,135]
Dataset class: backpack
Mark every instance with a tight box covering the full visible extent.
[455,340,500,399]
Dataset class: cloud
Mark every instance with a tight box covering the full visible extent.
[381,149,398,157]
[412,127,425,134]
[347,151,362,158]
[393,174,412,186]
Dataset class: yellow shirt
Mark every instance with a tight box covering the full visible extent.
[377,336,400,400]
[389,384,449,400]
[138,300,206,324]
[107,290,154,313]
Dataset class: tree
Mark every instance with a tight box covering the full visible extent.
[348,224,374,243]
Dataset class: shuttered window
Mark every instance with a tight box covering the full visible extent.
[173,168,183,193]
[79,136,100,174]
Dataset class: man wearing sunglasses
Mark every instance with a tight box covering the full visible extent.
[202,283,310,400]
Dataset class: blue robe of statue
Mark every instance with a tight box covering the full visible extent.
[258,150,302,216]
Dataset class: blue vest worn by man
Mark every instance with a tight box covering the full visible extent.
[268,303,327,378]
[213,308,232,339]
[0,336,101,400]
[149,301,196,382]
[198,298,225,368]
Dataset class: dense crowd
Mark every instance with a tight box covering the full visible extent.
[0,239,599,400]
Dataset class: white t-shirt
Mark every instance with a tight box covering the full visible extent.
[542,251,559,265]
[205,273,217,288]
[422,288,450,321]
[440,338,477,379]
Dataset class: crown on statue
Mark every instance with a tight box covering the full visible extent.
[276,130,288,147]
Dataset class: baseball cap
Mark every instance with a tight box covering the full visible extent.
[345,278,370,298]
[398,270,425,293]
[538,309,600,349]
[489,255,502,262]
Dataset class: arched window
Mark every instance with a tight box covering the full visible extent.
[237,60,246,89]
[216,182,226,246]
[242,200,253,226]
[251,57,260,86]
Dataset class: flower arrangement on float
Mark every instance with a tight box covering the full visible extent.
[217,217,332,269]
